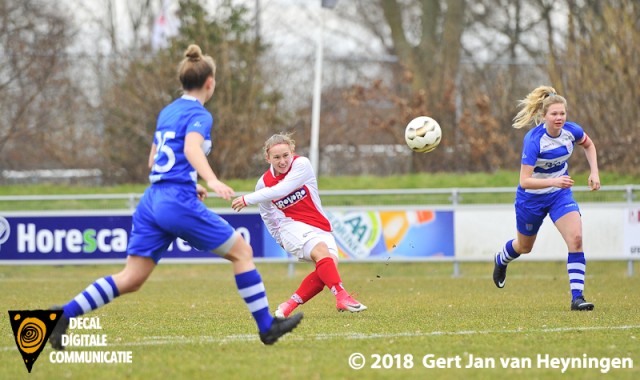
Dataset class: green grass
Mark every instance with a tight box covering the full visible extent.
[2,172,639,378]
[1,262,638,380]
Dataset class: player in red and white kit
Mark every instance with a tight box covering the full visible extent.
[231,133,367,317]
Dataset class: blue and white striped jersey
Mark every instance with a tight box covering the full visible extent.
[517,121,585,196]
[148,95,213,185]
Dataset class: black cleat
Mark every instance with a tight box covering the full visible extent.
[259,313,303,345]
[493,252,507,288]
[571,296,594,311]
[49,306,70,350]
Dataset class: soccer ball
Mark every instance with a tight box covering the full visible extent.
[404,116,442,153]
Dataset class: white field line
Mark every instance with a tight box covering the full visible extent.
[3,324,638,351]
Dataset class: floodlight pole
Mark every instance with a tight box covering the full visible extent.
[309,7,325,177]
[310,1,337,176]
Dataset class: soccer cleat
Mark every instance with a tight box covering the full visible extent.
[49,306,70,350]
[259,313,303,345]
[571,296,595,311]
[493,252,507,288]
[336,290,367,313]
[275,299,299,319]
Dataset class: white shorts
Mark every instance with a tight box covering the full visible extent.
[277,221,338,262]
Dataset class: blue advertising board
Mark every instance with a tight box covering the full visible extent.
[0,210,454,264]
[0,214,266,263]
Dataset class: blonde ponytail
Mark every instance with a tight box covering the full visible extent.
[512,86,566,129]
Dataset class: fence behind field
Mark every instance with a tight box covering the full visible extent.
[1,186,639,275]
[1,185,638,211]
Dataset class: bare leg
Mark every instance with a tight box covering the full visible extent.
[112,255,157,294]
[493,232,537,288]
[512,232,537,254]
[554,211,583,252]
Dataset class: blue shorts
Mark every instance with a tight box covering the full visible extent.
[127,183,235,263]
[515,188,580,236]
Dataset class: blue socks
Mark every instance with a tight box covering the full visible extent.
[496,239,521,267]
[61,270,275,334]
[63,276,120,318]
[235,269,273,333]
[567,252,586,300]
[495,242,587,301]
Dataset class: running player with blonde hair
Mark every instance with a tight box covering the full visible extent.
[231,133,367,317]
[493,85,601,311]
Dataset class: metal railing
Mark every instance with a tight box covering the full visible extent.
[1,185,638,211]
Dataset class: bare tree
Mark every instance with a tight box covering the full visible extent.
[0,0,100,176]
[3,0,636,181]
[315,0,522,174]
[561,1,640,174]
[352,0,467,124]
[307,0,637,175]
[102,0,284,183]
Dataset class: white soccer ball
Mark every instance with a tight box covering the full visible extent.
[404,116,442,153]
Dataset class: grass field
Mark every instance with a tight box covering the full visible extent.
[1,261,638,380]
[2,172,639,379]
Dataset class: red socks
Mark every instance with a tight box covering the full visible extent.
[292,271,325,304]
[315,257,344,295]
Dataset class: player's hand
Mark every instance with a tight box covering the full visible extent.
[588,173,601,191]
[554,175,574,189]
[207,179,234,201]
[196,184,208,202]
[231,196,246,212]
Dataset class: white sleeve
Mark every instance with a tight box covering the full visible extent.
[243,157,314,206]
[253,176,282,244]
[258,201,282,246]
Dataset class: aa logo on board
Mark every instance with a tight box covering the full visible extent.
[8,310,63,373]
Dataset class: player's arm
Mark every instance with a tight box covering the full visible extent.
[578,134,601,191]
[242,159,312,205]
[184,131,234,200]
[148,143,157,169]
[195,184,208,201]
[519,164,574,190]
[232,178,266,212]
